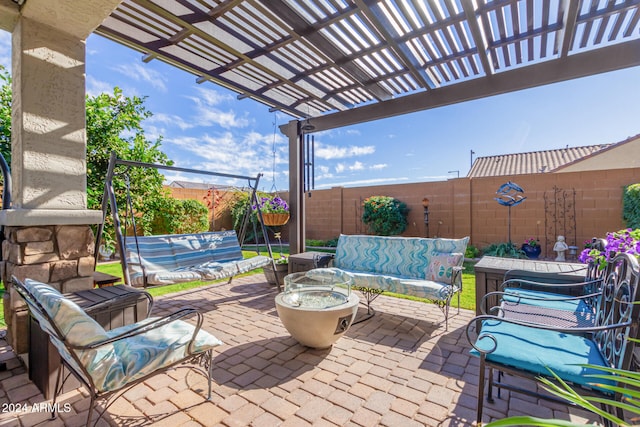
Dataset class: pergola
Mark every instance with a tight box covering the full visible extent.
[2,0,640,254]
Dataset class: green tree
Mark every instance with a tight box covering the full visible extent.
[85,87,175,237]
[0,65,11,165]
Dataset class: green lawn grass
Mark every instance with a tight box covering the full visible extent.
[0,256,477,328]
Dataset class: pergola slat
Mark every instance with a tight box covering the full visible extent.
[93,0,640,120]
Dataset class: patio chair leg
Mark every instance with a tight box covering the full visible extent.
[207,350,213,400]
[51,363,64,420]
[85,395,97,427]
[487,367,495,403]
[477,356,486,425]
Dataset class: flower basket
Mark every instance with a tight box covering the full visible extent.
[261,213,290,226]
[264,262,288,286]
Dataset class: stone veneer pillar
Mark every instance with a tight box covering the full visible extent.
[2,225,96,353]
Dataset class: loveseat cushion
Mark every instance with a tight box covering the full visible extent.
[426,252,464,284]
[333,234,469,279]
[312,267,454,300]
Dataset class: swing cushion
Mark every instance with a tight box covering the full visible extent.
[125,230,271,286]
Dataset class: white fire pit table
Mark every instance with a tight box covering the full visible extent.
[275,269,358,349]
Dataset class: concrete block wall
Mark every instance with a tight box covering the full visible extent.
[167,167,639,257]
[302,167,639,255]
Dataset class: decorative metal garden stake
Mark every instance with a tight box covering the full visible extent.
[494,181,526,243]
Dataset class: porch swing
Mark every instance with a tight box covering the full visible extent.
[95,152,279,290]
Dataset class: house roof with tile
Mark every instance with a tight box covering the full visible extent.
[467,143,613,178]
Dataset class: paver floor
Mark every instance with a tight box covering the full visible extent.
[0,274,601,426]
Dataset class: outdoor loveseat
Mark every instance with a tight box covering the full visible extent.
[13,277,222,427]
[312,234,469,330]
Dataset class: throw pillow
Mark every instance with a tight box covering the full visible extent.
[426,252,463,284]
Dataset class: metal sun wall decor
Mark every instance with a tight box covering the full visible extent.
[495,181,527,243]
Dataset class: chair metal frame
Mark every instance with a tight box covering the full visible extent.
[13,276,215,427]
[467,252,640,425]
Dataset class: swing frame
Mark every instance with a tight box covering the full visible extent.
[94,151,278,289]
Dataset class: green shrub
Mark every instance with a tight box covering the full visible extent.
[623,183,640,229]
[482,242,525,259]
[465,244,480,259]
[146,197,208,235]
[361,196,409,236]
[325,237,339,247]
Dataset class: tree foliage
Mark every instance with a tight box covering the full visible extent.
[0,66,11,166]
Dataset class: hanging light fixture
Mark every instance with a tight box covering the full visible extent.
[301,118,315,132]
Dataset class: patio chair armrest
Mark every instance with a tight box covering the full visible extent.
[451,266,463,291]
[500,277,602,291]
[74,308,203,350]
[81,289,154,318]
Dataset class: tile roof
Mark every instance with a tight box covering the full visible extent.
[467,144,612,178]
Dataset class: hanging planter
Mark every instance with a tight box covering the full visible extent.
[261,212,290,226]
[255,195,290,226]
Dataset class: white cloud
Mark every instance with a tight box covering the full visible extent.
[184,87,250,129]
[349,161,364,171]
[196,108,249,129]
[113,63,168,93]
[148,112,194,131]
[316,143,375,160]
[192,87,234,106]
[164,129,281,185]
[370,163,387,170]
[86,75,113,97]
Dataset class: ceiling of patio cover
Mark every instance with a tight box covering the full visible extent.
[95,0,640,125]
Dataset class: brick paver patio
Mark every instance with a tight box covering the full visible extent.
[0,274,601,426]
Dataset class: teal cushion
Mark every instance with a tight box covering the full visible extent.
[470,319,614,392]
[503,288,590,312]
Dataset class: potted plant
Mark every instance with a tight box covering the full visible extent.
[256,195,290,226]
[521,237,541,259]
[263,256,288,287]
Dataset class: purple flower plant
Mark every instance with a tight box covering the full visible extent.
[253,195,289,214]
[578,228,640,270]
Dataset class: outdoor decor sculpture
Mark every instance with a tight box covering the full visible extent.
[554,235,569,261]
[495,181,526,243]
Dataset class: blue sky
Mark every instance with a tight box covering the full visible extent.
[1,31,639,192]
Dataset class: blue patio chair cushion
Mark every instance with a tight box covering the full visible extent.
[470,318,615,393]
[503,288,589,312]
[95,317,223,392]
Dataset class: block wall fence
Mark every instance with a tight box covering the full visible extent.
[169,167,640,259]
